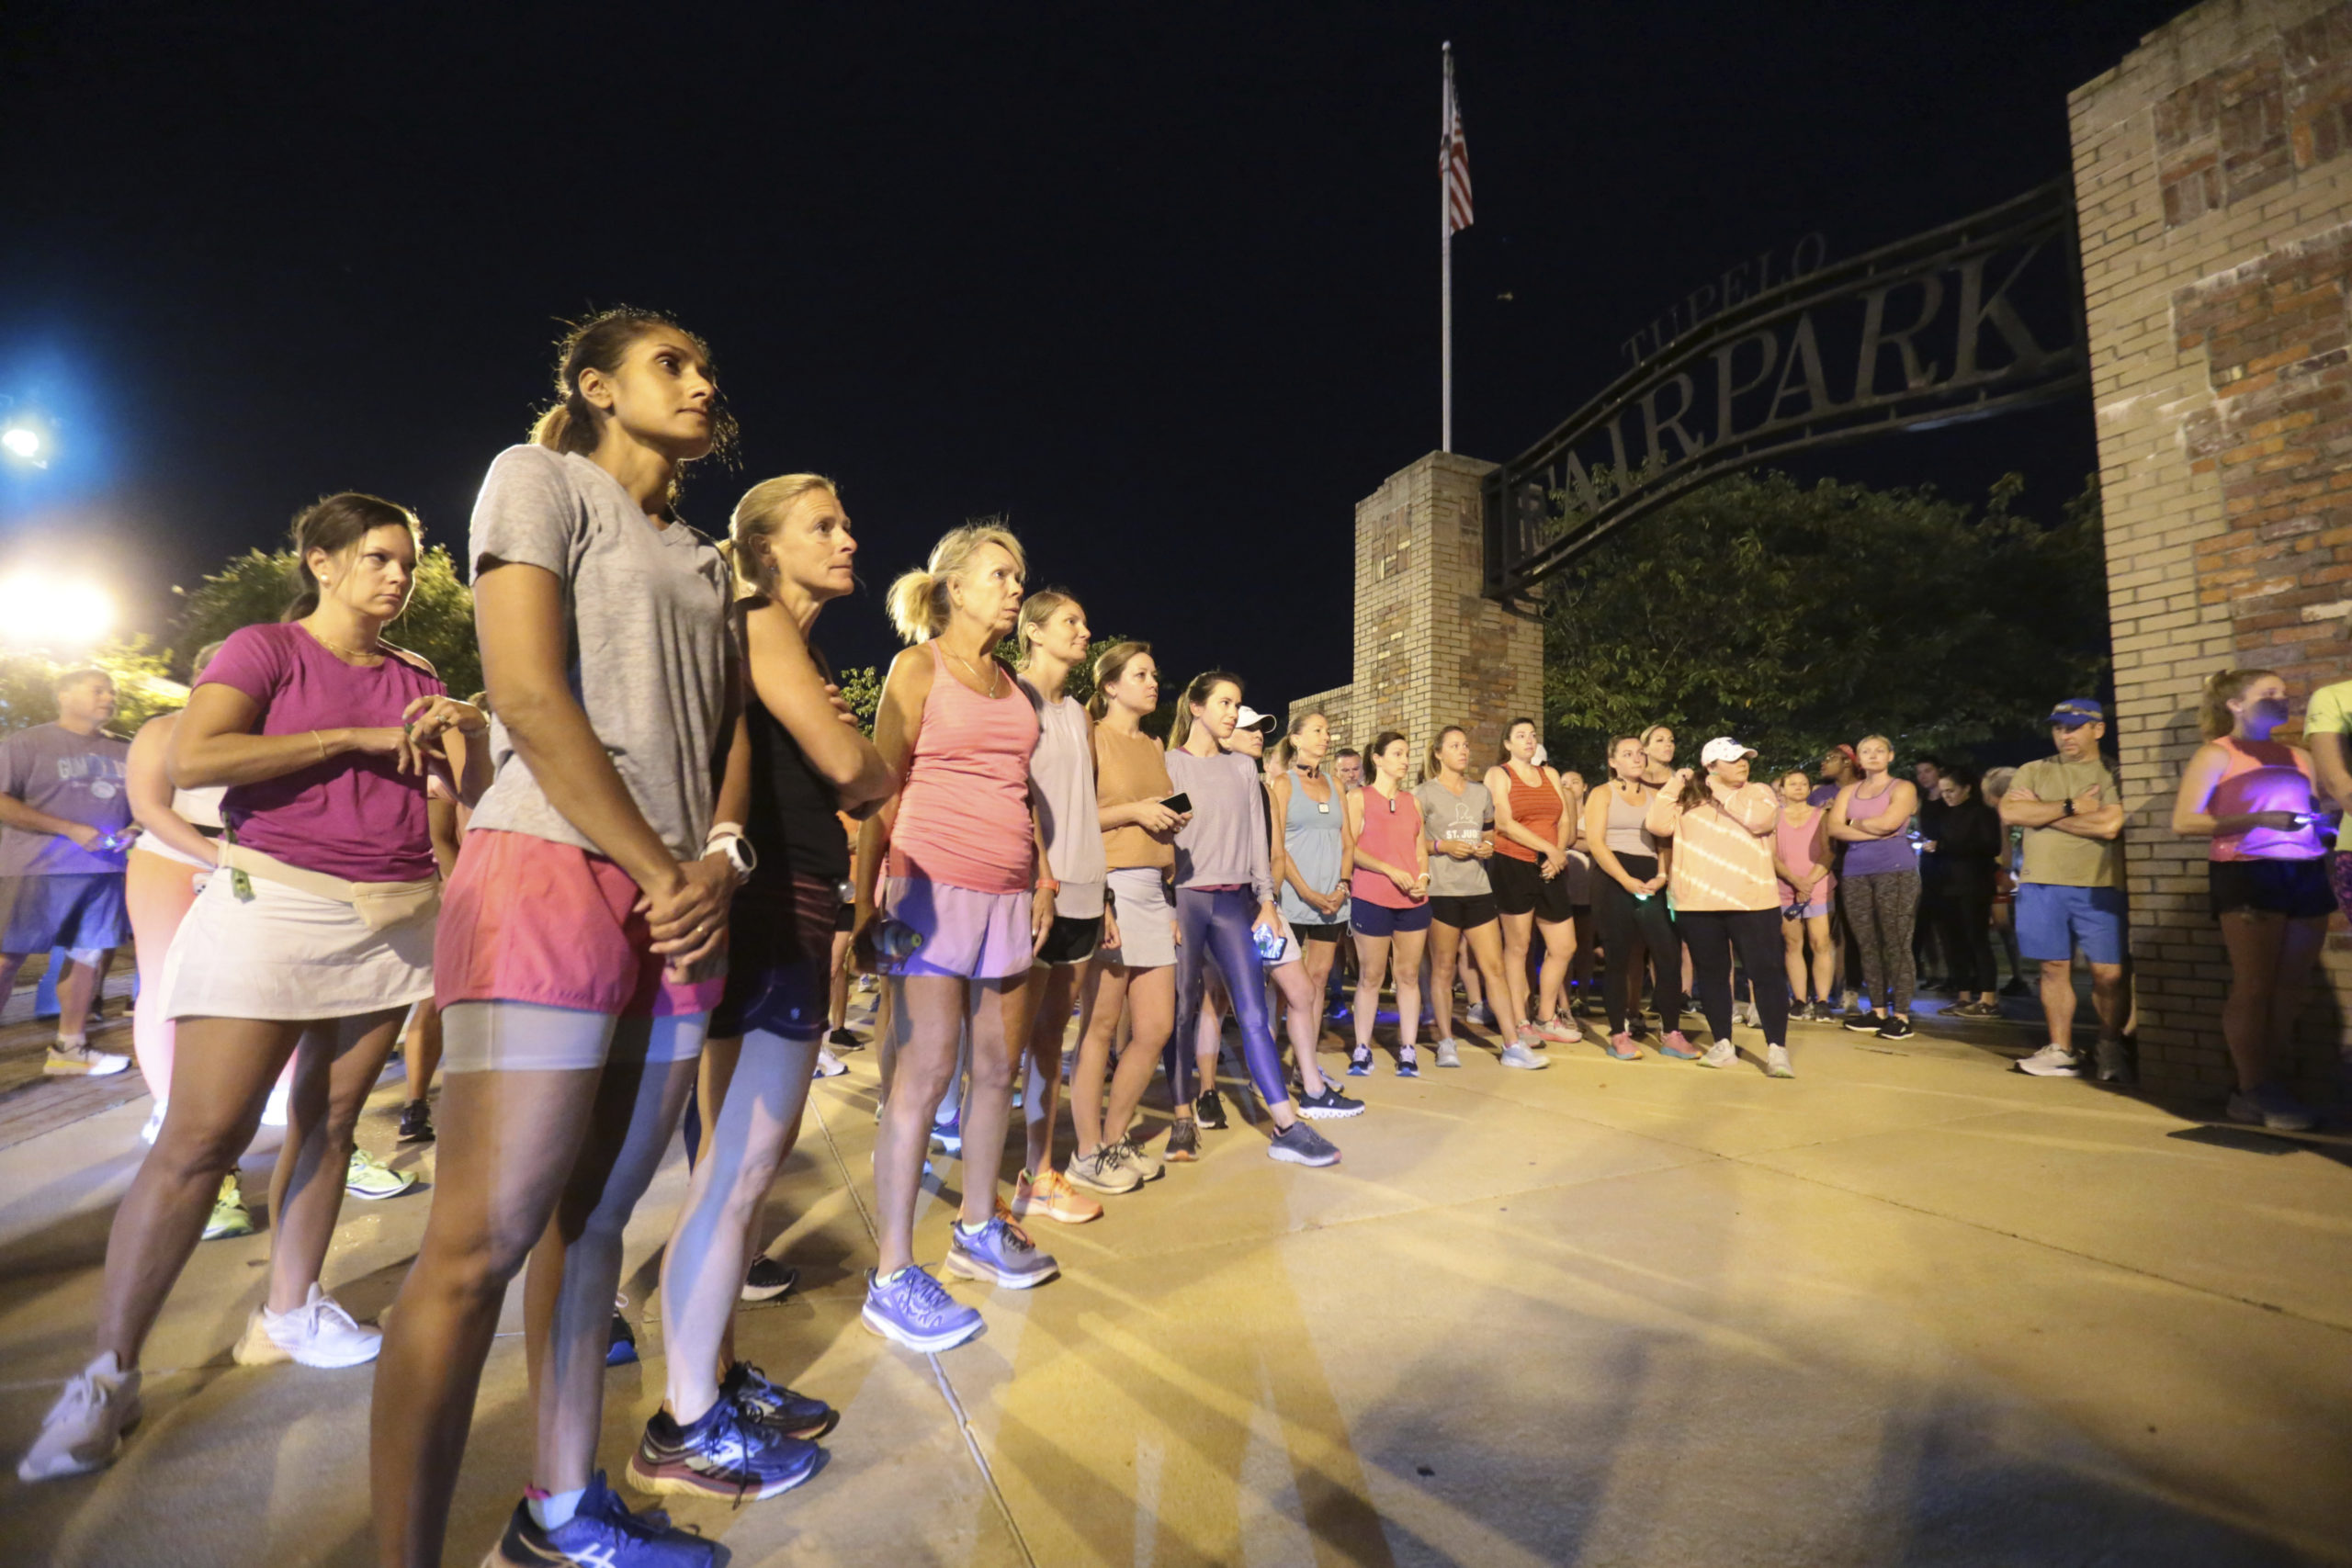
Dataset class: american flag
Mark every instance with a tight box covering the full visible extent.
[1442,55,1473,236]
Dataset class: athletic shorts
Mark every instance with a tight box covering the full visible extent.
[2015,882,2128,965]
[2209,858,2336,919]
[1293,921,1347,943]
[1489,852,1574,923]
[435,829,724,1020]
[1034,913,1103,968]
[1429,892,1498,930]
[883,875,1034,981]
[1102,865,1177,969]
[0,873,129,954]
[833,899,854,933]
[712,873,840,1041]
[1561,850,1592,908]
[1350,897,1431,937]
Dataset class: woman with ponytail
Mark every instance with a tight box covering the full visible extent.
[372,309,756,1568]
[22,496,490,1487]
[2170,670,2332,1132]
[854,522,1057,1355]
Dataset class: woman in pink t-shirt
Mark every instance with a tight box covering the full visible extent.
[21,493,488,1486]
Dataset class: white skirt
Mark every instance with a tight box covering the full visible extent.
[162,864,436,1021]
[1102,865,1178,970]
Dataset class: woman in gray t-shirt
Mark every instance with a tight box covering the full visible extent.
[1415,727,1545,1071]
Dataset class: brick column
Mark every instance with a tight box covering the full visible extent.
[2072,0,2352,1099]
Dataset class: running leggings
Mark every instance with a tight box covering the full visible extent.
[1592,852,1682,1033]
[1939,876,1997,995]
[1679,908,1789,1048]
[1169,886,1287,1107]
[1845,868,1919,1014]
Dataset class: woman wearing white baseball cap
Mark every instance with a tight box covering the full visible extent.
[1645,738,1795,1077]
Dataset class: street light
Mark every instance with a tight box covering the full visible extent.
[1,426,43,466]
[0,571,114,650]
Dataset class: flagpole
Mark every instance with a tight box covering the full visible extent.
[1441,41,1453,454]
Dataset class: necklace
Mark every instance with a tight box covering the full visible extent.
[943,645,999,697]
[301,621,384,664]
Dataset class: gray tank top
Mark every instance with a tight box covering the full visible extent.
[1605,784,1657,856]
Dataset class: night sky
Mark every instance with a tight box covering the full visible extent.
[2,1,2188,703]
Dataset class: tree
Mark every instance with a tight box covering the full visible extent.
[1540,469,2109,776]
[174,545,481,696]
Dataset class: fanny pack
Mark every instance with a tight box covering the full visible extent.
[220,839,441,932]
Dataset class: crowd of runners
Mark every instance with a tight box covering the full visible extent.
[6,305,2345,1567]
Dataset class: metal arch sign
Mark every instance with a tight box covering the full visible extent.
[1482,181,2088,599]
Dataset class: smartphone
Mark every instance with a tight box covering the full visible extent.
[1161,793,1192,815]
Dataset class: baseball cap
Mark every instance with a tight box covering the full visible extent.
[1235,705,1279,734]
[1701,737,1758,767]
[2048,698,2104,728]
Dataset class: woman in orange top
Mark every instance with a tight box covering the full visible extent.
[1483,718,1577,1046]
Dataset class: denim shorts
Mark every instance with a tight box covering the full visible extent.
[2015,883,2127,965]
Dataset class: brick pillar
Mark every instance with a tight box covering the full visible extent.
[1288,452,1544,763]
[2071,0,2352,1100]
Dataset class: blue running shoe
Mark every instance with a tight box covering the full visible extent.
[486,1472,714,1565]
[944,1215,1059,1290]
[1346,1046,1374,1077]
[1395,1047,1420,1080]
[928,1114,963,1157]
[721,1360,837,1439]
[627,1397,824,1501]
[606,1302,639,1368]
[862,1266,983,1352]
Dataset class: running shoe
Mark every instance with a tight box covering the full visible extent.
[927,1115,963,1157]
[862,1266,984,1352]
[609,1300,639,1367]
[1109,1134,1165,1180]
[2000,976,2032,998]
[944,1215,1058,1288]
[397,1100,435,1144]
[1466,1002,1498,1029]
[1574,997,1609,1020]
[17,1351,141,1482]
[43,1039,129,1077]
[1498,1042,1548,1070]
[1296,1084,1365,1118]
[232,1283,381,1368]
[1766,1044,1795,1078]
[345,1148,416,1201]
[1698,1039,1737,1069]
[627,1397,824,1501]
[1161,1119,1202,1163]
[484,1472,715,1567]
[1012,1168,1102,1224]
[827,1027,864,1050]
[1842,1010,1883,1034]
[1603,1032,1640,1061]
[814,1048,848,1078]
[2095,1036,2135,1085]
[2228,1083,2318,1132]
[1194,1089,1229,1130]
[203,1175,254,1241]
[1268,1122,1340,1167]
[1876,1016,1915,1042]
[2013,1043,2083,1077]
[1065,1146,1144,1194]
[1657,1031,1701,1061]
[740,1257,800,1303]
[1433,1037,1462,1069]
[1396,1047,1420,1080]
[1532,1019,1578,1045]
[721,1361,837,1439]
[139,1100,166,1146]
[1346,1045,1374,1077]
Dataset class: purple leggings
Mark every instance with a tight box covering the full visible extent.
[1168,886,1289,1107]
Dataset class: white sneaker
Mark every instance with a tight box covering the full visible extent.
[139,1100,166,1146]
[44,1039,130,1077]
[2014,1043,2083,1077]
[261,1082,290,1127]
[1766,1044,1794,1078]
[1433,1038,1463,1069]
[1699,1040,1737,1069]
[232,1284,381,1369]
[814,1047,848,1078]
[1498,1042,1548,1070]
[17,1352,141,1481]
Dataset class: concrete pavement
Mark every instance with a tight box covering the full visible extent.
[1,995,2347,1566]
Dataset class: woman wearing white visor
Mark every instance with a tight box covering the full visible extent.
[1645,738,1794,1077]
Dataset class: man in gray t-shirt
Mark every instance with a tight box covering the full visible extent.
[463,444,737,862]
[0,668,137,1074]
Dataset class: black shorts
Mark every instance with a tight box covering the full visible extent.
[1034,913,1102,967]
[713,874,838,1041]
[833,899,854,933]
[1429,893,1498,930]
[2210,858,2336,919]
[1293,921,1348,943]
[1488,853,1574,922]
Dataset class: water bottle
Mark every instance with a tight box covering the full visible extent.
[875,919,925,972]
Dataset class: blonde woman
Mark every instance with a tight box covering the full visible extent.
[856,523,1056,1352]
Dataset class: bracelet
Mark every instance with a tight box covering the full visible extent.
[1035,878,1059,895]
[311,730,327,762]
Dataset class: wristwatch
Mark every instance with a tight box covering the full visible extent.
[707,831,757,877]
[2059,799,2075,818]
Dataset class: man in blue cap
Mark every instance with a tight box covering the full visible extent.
[2001,698,2131,1082]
